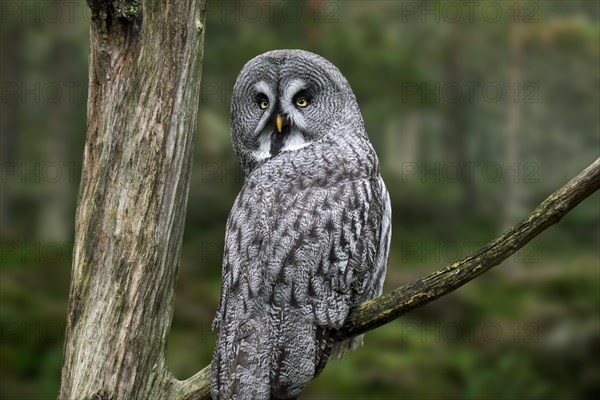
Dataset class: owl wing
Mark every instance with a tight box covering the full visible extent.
[326,176,391,363]
[253,174,384,321]
[267,174,391,385]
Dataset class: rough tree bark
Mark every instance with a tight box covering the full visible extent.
[59,1,600,399]
[58,1,206,399]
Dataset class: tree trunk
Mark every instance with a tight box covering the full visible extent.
[58,1,206,399]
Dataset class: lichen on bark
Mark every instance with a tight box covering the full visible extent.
[112,0,142,21]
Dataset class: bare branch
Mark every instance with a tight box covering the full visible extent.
[175,158,600,400]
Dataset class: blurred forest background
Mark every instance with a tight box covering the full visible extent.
[1,1,599,399]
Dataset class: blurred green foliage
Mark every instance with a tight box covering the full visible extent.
[1,1,598,399]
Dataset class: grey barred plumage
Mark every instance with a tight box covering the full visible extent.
[211,49,392,399]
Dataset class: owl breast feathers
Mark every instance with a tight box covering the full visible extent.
[211,50,391,400]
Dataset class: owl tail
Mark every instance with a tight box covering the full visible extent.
[330,334,364,360]
[211,319,270,400]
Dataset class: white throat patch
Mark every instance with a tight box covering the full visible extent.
[253,130,310,161]
[281,130,310,152]
[253,133,272,161]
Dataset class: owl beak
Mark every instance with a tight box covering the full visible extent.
[276,114,284,133]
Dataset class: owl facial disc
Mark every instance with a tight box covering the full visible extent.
[231,49,353,174]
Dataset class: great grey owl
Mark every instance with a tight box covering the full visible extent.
[211,49,391,399]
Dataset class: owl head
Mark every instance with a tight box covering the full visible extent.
[230,49,362,174]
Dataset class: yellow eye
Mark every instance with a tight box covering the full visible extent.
[295,98,309,108]
[259,99,269,109]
